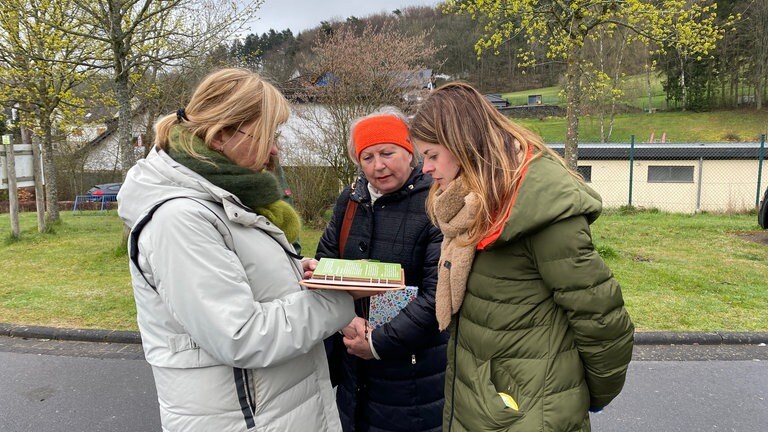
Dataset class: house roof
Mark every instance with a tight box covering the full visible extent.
[547,142,766,160]
[76,117,119,158]
[396,68,432,88]
[304,68,434,89]
[485,94,510,108]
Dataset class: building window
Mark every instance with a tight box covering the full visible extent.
[647,165,694,183]
[577,165,592,182]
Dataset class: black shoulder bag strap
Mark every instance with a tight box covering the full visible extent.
[129,196,191,292]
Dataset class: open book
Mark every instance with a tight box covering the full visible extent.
[299,258,405,291]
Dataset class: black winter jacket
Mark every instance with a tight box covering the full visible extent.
[316,165,448,432]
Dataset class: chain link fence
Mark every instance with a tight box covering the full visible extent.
[549,135,767,213]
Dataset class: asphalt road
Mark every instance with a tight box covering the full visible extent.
[1,336,766,432]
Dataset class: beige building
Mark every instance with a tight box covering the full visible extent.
[548,143,766,213]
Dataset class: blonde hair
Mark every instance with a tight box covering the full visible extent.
[154,68,289,168]
[410,82,576,244]
[347,106,418,168]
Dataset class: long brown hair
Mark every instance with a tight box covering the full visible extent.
[154,68,289,168]
[410,82,575,244]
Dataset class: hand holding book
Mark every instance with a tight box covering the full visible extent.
[300,258,405,291]
[300,257,318,280]
[301,258,394,299]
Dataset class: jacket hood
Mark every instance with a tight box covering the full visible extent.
[349,162,432,203]
[117,147,241,228]
[490,154,603,248]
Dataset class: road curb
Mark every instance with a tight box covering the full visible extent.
[2,323,768,346]
[634,331,768,345]
[0,323,141,344]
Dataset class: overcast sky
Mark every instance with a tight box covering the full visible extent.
[247,0,442,36]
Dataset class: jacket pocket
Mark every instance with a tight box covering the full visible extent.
[168,334,199,353]
[166,334,220,367]
[469,359,524,429]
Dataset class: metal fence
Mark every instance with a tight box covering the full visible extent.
[71,194,118,214]
[548,135,766,213]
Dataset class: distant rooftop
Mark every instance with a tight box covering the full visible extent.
[547,142,766,160]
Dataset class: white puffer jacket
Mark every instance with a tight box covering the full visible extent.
[118,148,354,431]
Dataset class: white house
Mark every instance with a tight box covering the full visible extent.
[75,109,148,172]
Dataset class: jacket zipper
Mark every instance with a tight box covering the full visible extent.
[411,354,416,365]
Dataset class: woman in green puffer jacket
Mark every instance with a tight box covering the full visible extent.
[409,82,635,432]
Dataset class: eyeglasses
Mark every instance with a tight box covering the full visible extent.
[236,129,282,143]
[236,129,255,139]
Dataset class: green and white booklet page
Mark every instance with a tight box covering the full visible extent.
[302,258,404,290]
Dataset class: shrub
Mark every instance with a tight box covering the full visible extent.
[285,165,341,230]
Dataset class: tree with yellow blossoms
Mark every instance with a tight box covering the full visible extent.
[444,0,731,168]
[0,0,101,224]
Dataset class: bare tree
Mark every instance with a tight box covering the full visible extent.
[67,0,262,176]
[293,22,440,186]
[581,27,634,143]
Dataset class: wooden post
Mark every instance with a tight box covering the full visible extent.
[22,127,46,232]
[2,135,21,239]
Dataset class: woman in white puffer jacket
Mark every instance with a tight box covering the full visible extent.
[118,68,365,432]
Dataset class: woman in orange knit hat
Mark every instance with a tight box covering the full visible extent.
[314,107,448,431]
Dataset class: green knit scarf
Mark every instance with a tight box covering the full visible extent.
[167,127,301,243]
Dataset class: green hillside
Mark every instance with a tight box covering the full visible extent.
[498,75,767,144]
[500,73,668,111]
[514,110,768,144]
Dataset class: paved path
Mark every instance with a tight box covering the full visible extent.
[1,336,767,432]
[0,336,155,432]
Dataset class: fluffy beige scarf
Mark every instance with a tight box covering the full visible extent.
[433,177,481,331]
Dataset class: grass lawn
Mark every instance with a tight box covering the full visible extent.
[0,211,135,330]
[1,209,766,332]
[592,209,767,331]
[515,110,768,144]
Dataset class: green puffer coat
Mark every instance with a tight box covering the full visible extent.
[443,154,634,432]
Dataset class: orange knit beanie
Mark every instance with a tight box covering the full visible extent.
[353,115,413,159]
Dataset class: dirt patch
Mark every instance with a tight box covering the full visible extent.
[733,231,768,246]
